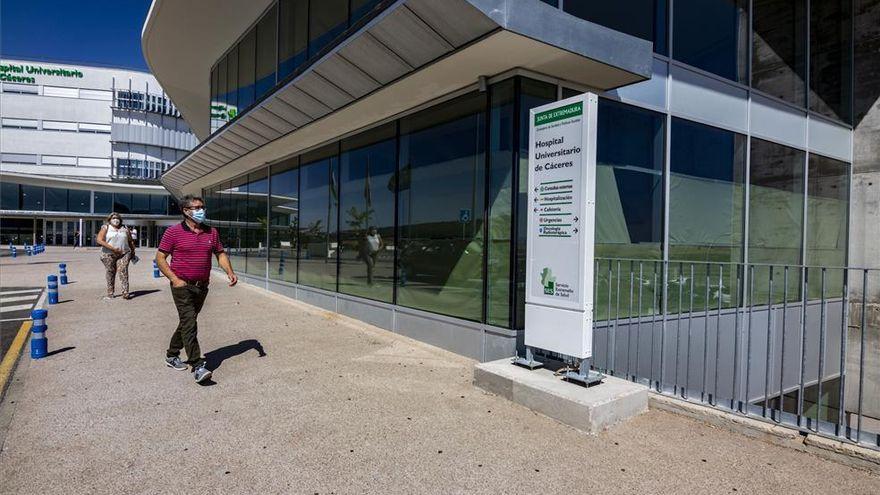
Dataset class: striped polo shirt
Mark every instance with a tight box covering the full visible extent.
[158,222,224,282]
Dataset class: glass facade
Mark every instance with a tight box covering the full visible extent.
[209,0,389,132]
[199,0,856,327]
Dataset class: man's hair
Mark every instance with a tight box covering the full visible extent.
[179,195,204,210]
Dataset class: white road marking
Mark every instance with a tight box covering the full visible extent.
[0,317,30,322]
[0,289,42,296]
[0,295,39,304]
[0,304,34,313]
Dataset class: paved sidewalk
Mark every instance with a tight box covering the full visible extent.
[1,248,878,494]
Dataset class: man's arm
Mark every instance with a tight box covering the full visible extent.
[155,251,186,287]
[216,251,238,286]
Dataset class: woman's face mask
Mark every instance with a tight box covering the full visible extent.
[110,218,121,227]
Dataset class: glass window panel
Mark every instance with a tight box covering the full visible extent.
[113,193,133,214]
[673,0,748,82]
[238,29,256,111]
[210,64,220,132]
[269,157,300,283]
[397,92,486,321]
[809,0,852,123]
[168,196,182,216]
[227,176,249,267]
[593,99,664,320]
[752,0,807,106]
[132,193,151,214]
[515,78,558,329]
[1,182,19,210]
[350,0,381,23]
[749,138,805,303]
[45,187,68,212]
[227,45,239,120]
[806,154,849,298]
[279,0,309,79]
[149,195,167,215]
[298,145,339,291]
[563,0,667,55]
[309,0,349,58]
[669,118,745,310]
[338,123,396,303]
[21,185,44,211]
[68,189,91,213]
[256,5,278,100]
[218,56,229,128]
[246,170,269,277]
[94,191,112,214]
[486,80,515,327]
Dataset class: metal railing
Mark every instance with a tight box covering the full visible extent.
[590,258,880,450]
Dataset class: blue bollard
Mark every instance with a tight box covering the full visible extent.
[47,275,59,304]
[30,309,48,359]
[153,260,161,278]
[59,263,68,284]
[26,245,32,256]
[11,246,16,258]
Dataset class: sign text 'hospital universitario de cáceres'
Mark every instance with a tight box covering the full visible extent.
[0,63,84,83]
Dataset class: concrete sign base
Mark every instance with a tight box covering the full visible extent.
[474,359,647,434]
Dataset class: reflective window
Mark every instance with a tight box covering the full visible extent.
[673,0,748,82]
[227,176,249,267]
[269,157,300,283]
[256,5,278,100]
[226,46,239,120]
[670,118,745,309]
[309,0,348,58]
[68,189,91,213]
[514,79,557,329]
[595,99,664,319]
[278,0,309,79]
[246,170,269,277]
[45,187,68,212]
[563,0,667,55]
[113,193,133,214]
[749,138,804,303]
[217,56,228,128]
[339,123,396,303]
[752,0,807,106]
[149,195,167,215]
[238,29,256,111]
[94,191,112,214]
[397,92,486,321]
[298,145,339,291]
[350,0,382,23]
[1,182,19,210]
[806,154,849,297]
[210,64,221,133]
[487,80,515,327]
[21,185,43,211]
[810,0,852,123]
[132,194,151,214]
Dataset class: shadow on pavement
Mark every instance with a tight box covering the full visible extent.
[204,339,266,372]
[56,300,74,304]
[44,346,75,357]
[128,289,161,299]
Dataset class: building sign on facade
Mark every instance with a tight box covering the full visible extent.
[524,93,598,359]
[0,63,84,83]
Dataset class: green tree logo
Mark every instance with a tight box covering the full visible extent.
[540,267,556,295]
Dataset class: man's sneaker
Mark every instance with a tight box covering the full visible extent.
[165,356,187,371]
[193,365,212,383]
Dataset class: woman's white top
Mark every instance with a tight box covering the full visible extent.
[102,225,130,254]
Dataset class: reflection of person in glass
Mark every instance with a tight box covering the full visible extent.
[360,226,383,286]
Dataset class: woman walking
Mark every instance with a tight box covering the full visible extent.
[97,212,136,300]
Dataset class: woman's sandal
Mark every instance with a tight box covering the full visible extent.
[122,293,133,300]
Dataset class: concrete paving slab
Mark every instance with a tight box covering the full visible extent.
[474,359,647,434]
[0,247,879,494]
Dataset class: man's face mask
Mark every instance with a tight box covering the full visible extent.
[189,208,206,223]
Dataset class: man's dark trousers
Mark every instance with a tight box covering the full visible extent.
[167,284,209,368]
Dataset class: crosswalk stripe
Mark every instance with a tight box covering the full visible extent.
[0,289,42,296]
[0,304,34,313]
[0,295,39,303]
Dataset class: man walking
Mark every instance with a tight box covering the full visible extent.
[155,195,237,383]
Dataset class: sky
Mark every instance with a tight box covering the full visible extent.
[1,0,152,71]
